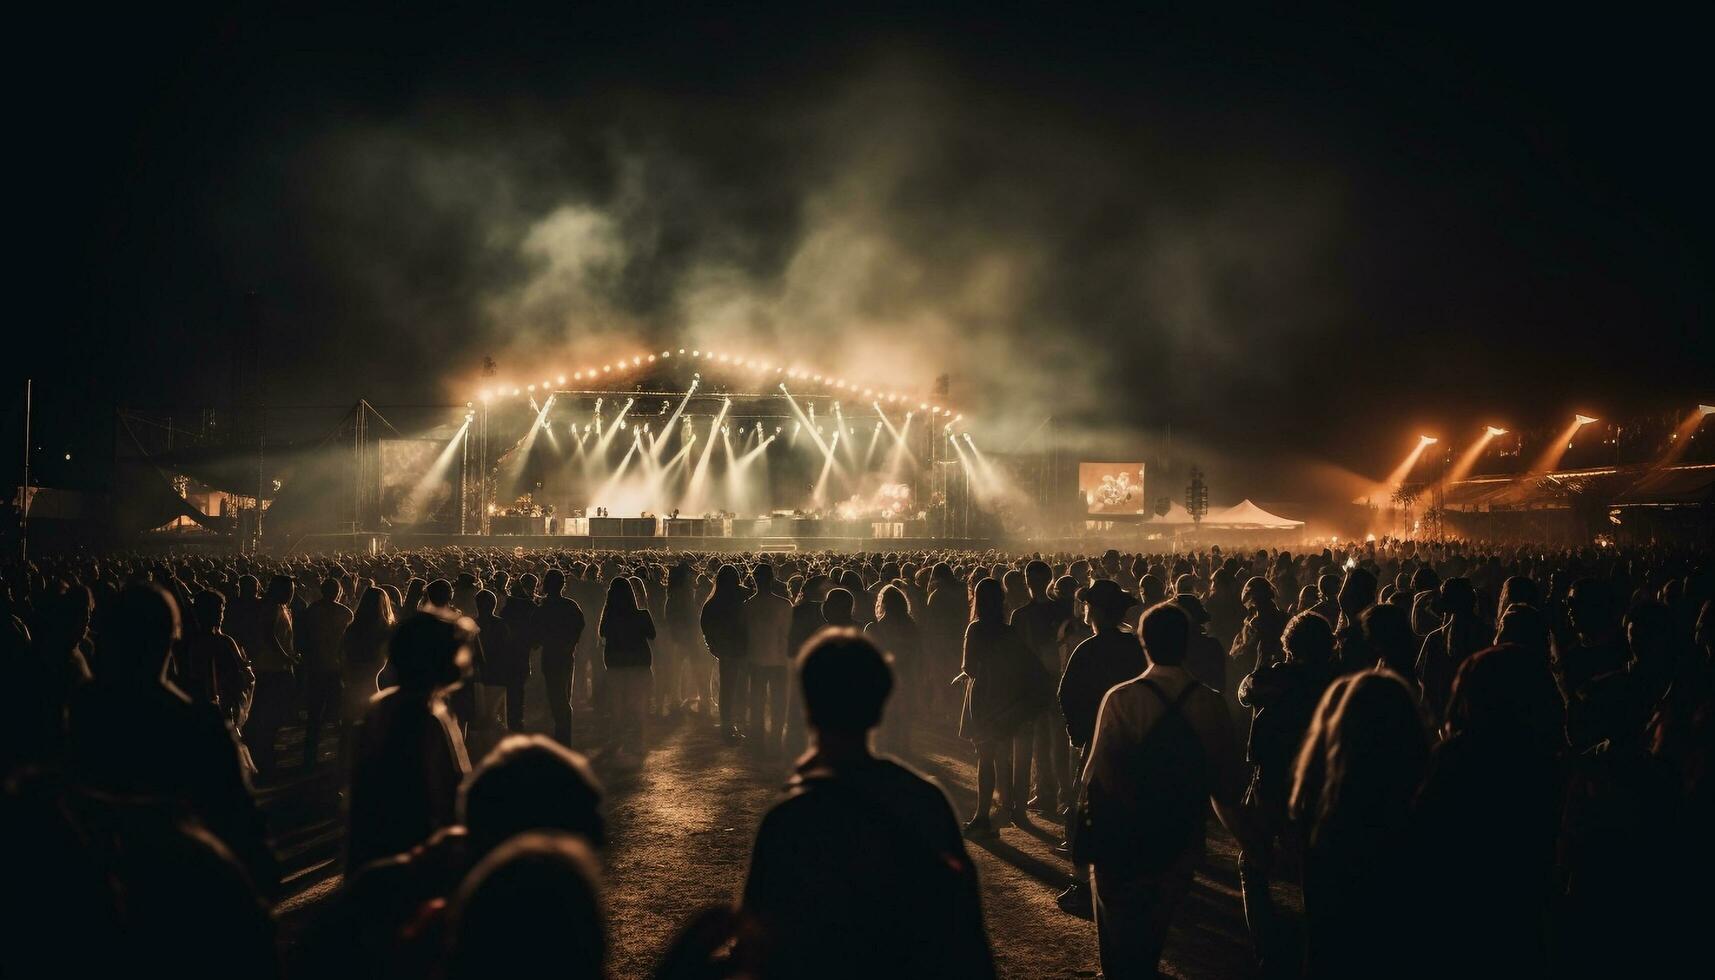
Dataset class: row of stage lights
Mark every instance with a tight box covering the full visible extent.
[1391,405,1715,487]
[474,348,955,416]
[1412,406,1715,449]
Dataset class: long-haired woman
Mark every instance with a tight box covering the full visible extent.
[601,576,657,758]
[863,584,921,755]
[1290,669,1429,977]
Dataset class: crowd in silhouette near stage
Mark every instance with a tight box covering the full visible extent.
[3,537,1711,978]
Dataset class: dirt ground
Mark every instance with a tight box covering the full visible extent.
[271,679,1278,978]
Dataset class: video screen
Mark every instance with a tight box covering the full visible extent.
[1079,462,1145,515]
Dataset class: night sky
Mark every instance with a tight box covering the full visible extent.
[11,4,1710,499]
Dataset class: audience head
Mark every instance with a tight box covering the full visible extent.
[822,587,854,623]
[461,735,606,853]
[448,832,605,980]
[796,629,893,735]
[1283,610,1335,666]
[1138,602,1190,667]
[386,609,475,692]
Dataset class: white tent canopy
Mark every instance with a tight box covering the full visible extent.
[1203,498,1304,529]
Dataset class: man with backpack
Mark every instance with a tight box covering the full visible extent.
[1075,602,1257,978]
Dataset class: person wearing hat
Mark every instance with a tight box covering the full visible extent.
[1053,578,1144,917]
[1170,588,1227,695]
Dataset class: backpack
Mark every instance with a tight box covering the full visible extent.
[1073,678,1210,875]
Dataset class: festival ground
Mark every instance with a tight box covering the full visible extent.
[266,665,1290,979]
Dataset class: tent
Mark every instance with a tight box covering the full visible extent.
[1203,499,1304,529]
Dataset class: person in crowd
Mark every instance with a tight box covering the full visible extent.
[1289,669,1429,977]
[347,609,475,871]
[1415,576,1487,725]
[1236,609,1338,974]
[64,583,279,894]
[230,573,298,777]
[1558,577,1630,697]
[1054,579,1145,916]
[1205,567,1245,652]
[1173,590,1227,693]
[297,577,353,771]
[177,589,255,729]
[1415,644,1564,977]
[599,575,657,758]
[1331,567,1377,673]
[740,630,996,979]
[307,732,604,978]
[339,586,395,752]
[1361,601,1416,677]
[960,577,1050,836]
[1075,602,1256,978]
[864,582,923,756]
[471,589,519,735]
[1011,559,1069,815]
[701,563,751,744]
[535,569,587,746]
[745,562,794,755]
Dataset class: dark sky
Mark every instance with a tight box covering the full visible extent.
[11,3,1711,496]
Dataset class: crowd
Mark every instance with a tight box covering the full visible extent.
[2,538,1711,978]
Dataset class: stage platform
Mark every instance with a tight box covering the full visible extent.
[369,533,989,554]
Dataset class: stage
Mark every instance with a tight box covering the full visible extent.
[286,530,990,554]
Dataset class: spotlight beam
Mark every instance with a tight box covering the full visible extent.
[402,419,470,523]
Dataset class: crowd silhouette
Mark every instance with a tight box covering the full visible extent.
[2,538,1711,977]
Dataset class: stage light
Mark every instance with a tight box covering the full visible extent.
[955,414,963,422]
[1575,414,1598,427]
[1419,434,1437,446]
[920,403,929,410]
[512,387,521,396]
[813,374,824,382]
[779,382,788,391]
[542,380,551,388]
[633,356,642,366]
[527,384,536,392]
[648,354,656,362]
[679,348,686,354]
[603,365,611,373]
[1699,404,1715,416]
[1485,426,1508,437]
[479,390,491,402]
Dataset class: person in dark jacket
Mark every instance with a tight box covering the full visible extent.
[701,564,751,744]
[473,589,521,732]
[65,583,279,896]
[348,609,475,872]
[1054,579,1144,915]
[783,574,833,756]
[1236,609,1338,975]
[297,578,353,770]
[960,578,1048,836]
[1172,591,1227,694]
[535,569,586,747]
[740,630,997,980]
[599,576,657,757]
